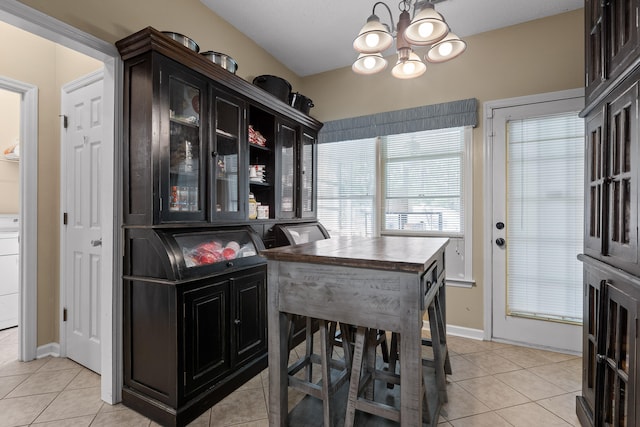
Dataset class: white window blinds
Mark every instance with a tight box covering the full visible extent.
[317,138,377,237]
[382,128,465,234]
[506,112,584,323]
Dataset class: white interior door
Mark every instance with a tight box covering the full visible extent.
[62,71,104,373]
[490,95,584,353]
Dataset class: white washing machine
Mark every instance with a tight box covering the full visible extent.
[0,214,19,330]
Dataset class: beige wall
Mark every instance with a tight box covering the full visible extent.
[0,89,20,213]
[18,0,303,91]
[0,21,102,345]
[12,0,584,338]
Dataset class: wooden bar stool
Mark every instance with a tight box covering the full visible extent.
[285,315,353,427]
[344,283,450,426]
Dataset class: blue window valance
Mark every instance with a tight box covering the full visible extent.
[318,98,478,144]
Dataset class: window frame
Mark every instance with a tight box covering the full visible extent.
[378,127,473,286]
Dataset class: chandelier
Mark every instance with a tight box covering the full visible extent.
[352,0,466,79]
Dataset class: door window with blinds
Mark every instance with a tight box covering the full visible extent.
[506,112,584,323]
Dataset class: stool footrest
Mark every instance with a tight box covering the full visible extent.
[354,398,401,423]
[288,367,350,398]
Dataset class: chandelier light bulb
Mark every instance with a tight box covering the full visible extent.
[403,61,416,74]
[352,52,387,74]
[438,41,453,57]
[391,50,426,79]
[363,56,377,69]
[404,2,448,45]
[353,14,393,53]
[426,32,466,63]
[418,22,434,38]
[365,33,380,48]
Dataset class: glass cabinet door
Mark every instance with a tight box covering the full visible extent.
[300,131,317,218]
[278,121,297,219]
[162,67,207,223]
[212,91,245,219]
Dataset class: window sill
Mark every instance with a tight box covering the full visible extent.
[446,278,475,288]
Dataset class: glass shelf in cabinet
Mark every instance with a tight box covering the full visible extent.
[216,128,238,139]
[249,180,271,187]
[249,143,271,151]
[170,116,200,128]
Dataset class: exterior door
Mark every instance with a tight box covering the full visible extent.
[490,94,584,352]
[62,72,104,373]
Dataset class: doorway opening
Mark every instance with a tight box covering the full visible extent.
[0,2,121,404]
[0,75,38,363]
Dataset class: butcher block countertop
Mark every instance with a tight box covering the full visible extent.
[260,235,449,273]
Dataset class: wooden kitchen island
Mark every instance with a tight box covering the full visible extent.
[262,236,449,426]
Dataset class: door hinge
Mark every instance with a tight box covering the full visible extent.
[63,212,68,225]
[59,115,68,129]
[63,308,67,322]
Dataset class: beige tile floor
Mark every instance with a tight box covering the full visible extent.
[0,326,582,426]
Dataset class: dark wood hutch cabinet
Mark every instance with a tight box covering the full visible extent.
[579,1,640,426]
[116,27,323,426]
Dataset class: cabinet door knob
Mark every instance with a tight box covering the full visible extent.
[212,151,218,158]
[234,319,241,325]
[596,353,606,363]
[226,261,234,268]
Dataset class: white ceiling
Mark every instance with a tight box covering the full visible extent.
[200,0,584,77]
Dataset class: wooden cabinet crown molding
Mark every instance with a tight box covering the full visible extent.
[115,26,323,132]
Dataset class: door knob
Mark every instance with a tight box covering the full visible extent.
[91,238,102,247]
[496,222,505,230]
[495,238,505,247]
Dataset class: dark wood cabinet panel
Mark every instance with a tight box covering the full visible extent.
[585,106,605,256]
[231,270,267,367]
[183,280,231,397]
[578,258,640,427]
[123,266,267,427]
[276,119,298,219]
[585,0,640,105]
[585,0,605,99]
[578,266,603,426]
[605,83,638,265]
[300,130,317,219]
[583,81,640,275]
[600,283,638,426]
[581,3,640,426]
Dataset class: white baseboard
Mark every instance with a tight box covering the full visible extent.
[423,321,484,341]
[36,342,60,358]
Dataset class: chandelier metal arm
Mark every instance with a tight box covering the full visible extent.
[371,1,396,34]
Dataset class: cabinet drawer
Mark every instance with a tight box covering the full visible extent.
[420,252,445,310]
